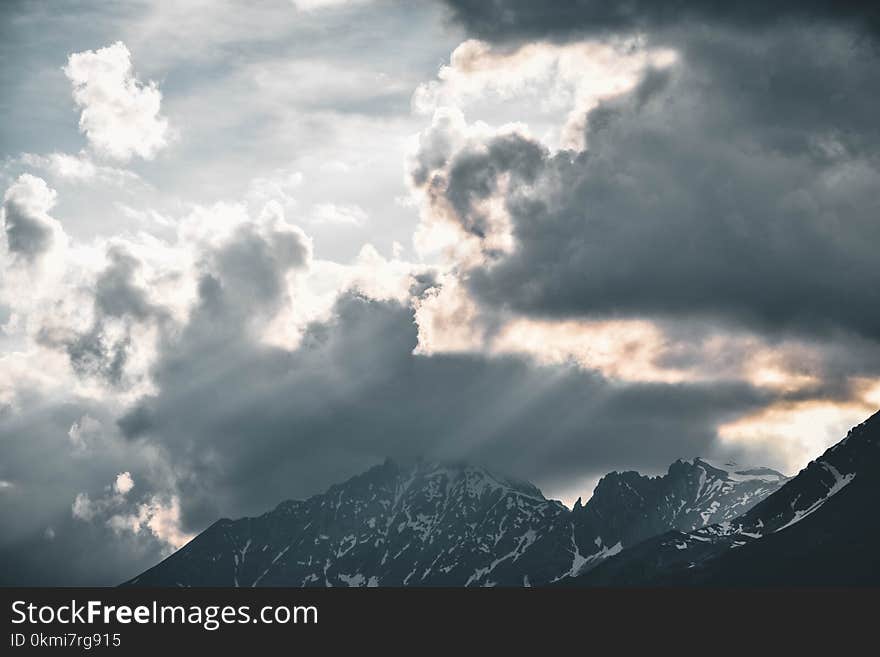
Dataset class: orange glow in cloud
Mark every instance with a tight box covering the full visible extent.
[718,390,880,475]
[490,317,688,383]
[413,281,880,480]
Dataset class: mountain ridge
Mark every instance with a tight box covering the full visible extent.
[563,409,880,586]
[124,452,787,586]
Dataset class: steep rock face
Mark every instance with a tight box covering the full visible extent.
[126,460,574,587]
[124,455,786,587]
[569,410,880,586]
[568,459,787,573]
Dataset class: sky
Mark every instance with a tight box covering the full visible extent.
[1,0,879,585]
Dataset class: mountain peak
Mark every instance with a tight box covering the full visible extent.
[124,454,787,587]
[125,411,878,588]
[670,457,733,474]
[668,457,787,483]
[569,409,880,587]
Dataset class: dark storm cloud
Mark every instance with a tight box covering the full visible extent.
[107,17,880,545]
[414,25,880,340]
[0,393,169,585]
[4,152,867,584]
[0,217,312,585]
[441,0,880,42]
[444,132,544,240]
[119,289,776,535]
[0,514,170,587]
[5,0,879,589]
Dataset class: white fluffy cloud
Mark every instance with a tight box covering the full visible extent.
[107,496,192,551]
[113,471,134,495]
[413,38,676,150]
[73,475,191,551]
[64,41,171,162]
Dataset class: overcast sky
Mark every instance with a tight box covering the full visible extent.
[2,0,879,584]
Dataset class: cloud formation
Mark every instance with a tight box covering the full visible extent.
[64,41,171,161]
[412,38,676,150]
[442,0,880,42]
[113,471,134,495]
[36,245,166,387]
[1,1,879,588]
[118,289,778,535]
[409,26,880,340]
[2,174,64,262]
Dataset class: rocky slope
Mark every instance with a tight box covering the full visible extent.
[567,410,880,586]
[124,456,785,586]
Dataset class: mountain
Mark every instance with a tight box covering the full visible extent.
[126,460,573,587]
[124,456,784,587]
[570,457,787,567]
[565,410,880,587]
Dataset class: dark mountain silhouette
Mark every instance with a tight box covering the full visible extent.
[124,455,785,586]
[563,410,880,587]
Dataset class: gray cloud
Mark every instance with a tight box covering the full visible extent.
[2,176,58,261]
[3,0,879,588]
[93,247,161,321]
[200,221,310,324]
[413,25,880,340]
[3,198,53,260]
[0,393,170,585]
[119,288,778,538]
[442,0,880,42]
[34,212,311,390]
[8,277,839,584]
[36,246,166,386]
[0,198,316,584]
